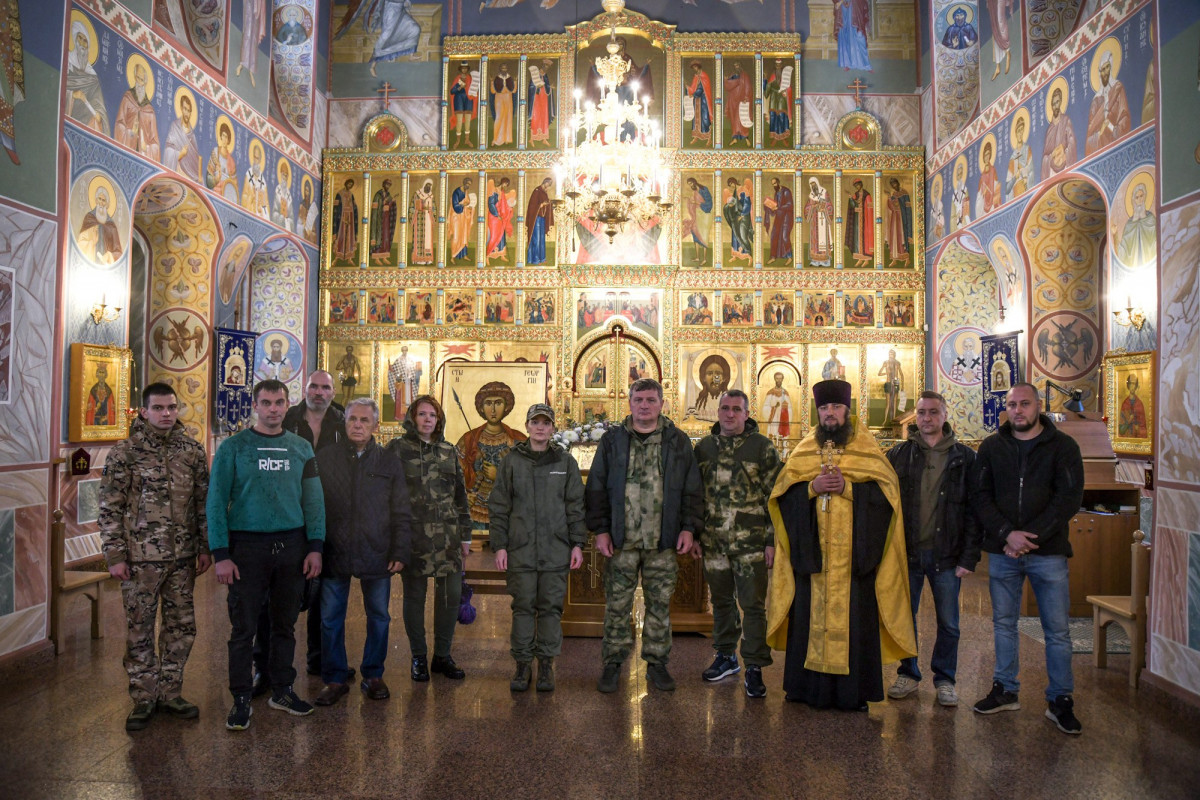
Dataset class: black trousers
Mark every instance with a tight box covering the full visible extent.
[227,530,306,697]
[253,583,322,675]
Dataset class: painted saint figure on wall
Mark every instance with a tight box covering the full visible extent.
[761,371,792,440]
[113,57,161,162]
[1041,84,1077,180]
[1115,179,1156,268]
[369,178,398,264]
[763,59,792,145]
[525,177,554,265]
[206,120,239,202]
[724,61,752,145]
[333,178,359,263]
[885,177,912,266]
[164,89,201,182]
[241,141,269,220]
[724,177,753,265]
[410,178,436,265]
[977,139,1002,214]
[486,177,515,263]
[686,61,713,145]
[66,17,110,135]
[77,182,122,265]
[449,62,476,148]
[490,64,516,147]
[86,363,117,426]
[456,381,527,530]
[1118,374,1147,438]
[1006,110,1032,197]
[834,0,872,72]
[1085,48,1131,156]
[764,177,794,264]
[987,0,1015,79]
[845,179,874,266]
[528,60,554,146]
[805,177,834,267]
[683,177,713,265]
[449,176,476,263]
[387,345,422,420]
[237,0,267,85]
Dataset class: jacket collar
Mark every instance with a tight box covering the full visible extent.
[708,417,761,439]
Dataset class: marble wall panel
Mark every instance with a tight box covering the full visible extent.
[14,506,47,612]
[802,94,921,147]
[0,468,49,659]
[1150,633,1200,699]
[1158,201,1200,486]
[0,605,46,657]
[328,98,440,149]
[1152,525,1190,646]
[0,203,57,466]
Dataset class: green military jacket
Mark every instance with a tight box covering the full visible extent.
[693,418,782,559]
[98,417,210,565]
[488,441,587,572]
[387,420,472,579]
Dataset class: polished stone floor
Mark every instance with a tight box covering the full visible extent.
[4,568,1200,800]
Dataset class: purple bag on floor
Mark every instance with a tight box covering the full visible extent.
[458,575,476,625]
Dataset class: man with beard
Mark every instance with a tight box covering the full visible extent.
[1085,50,1130,156]
[1041,87,1077,179]
[113,61,160,162]
[77,184,122,265]
[370,178,398,264]
[689,354,730,423]
[767,379,914,711]
[164,93,201,182]
[66,20,110,134]
[764,177,794,263]
[971,383,1084,734]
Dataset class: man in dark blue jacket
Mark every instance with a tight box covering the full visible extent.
[886,391,980,707]
[970,383,1085,734]
[313,398,413,705]
[587,378,705,694]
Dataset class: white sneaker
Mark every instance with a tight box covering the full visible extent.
[936,683,959,707]
[888,675,920,699]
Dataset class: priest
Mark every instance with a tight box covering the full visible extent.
[766,378,914,711]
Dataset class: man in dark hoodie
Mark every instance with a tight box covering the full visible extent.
[885,391,980,707]
[970,382,1084,734]
[489,403,587,693]
[693,390,782,698]
[587,378,705,694]
[314,398,413,706]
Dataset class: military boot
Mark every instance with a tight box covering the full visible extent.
[510,662,532,692]
[536,658,555,692]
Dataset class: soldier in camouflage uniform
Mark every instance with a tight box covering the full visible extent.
[387,395,473,681]
[586,378,705,694]
[693,389,782,697]
[99,382,211,731]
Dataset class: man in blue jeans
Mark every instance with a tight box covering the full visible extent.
[970,382,1085,734]
[313,398,412,705]
[885,391,980,707]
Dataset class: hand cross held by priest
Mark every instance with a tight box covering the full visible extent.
[766,378,916,711]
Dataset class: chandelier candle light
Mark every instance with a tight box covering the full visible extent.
[554,0,671,245]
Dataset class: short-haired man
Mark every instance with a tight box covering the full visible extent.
[971,382,1085,734]
[588,378,705,693]
[767,379,915,710]
[99,383,211,731]
[693,389,782,697]
[314,398,412,706]
[208,379,325,731]
[885,391,980,707]
[270,369,345,683]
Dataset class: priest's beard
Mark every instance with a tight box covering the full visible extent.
[815,420,852,448]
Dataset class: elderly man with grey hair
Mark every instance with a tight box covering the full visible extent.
[313,397,414,705]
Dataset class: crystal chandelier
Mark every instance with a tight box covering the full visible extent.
[554,0,671,245]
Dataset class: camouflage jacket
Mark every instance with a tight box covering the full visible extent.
[693,419,781,558]
[386,421,472,578]
[98,417,210,565]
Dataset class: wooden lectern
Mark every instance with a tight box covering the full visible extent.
[1021,412,1141,617]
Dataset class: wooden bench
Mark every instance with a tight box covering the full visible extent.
[50,509,112,654]
[1086,529,1150,688]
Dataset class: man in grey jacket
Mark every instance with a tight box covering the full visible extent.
[490,403,586,692]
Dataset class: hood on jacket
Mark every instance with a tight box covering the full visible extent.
[512,439,565,464]
[708,417,761,437]
[129,415,186,444]
[906,421,957,452]
[402,394,447,442]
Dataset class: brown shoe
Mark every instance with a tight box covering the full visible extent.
[360,677,390,700]
[314,683,349,706]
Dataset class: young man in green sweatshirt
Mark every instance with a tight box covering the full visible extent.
[208,379,326,731]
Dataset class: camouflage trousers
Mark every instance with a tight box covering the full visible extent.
[119,559,197,703]
[601,547,678,666]
[703,551,772,667]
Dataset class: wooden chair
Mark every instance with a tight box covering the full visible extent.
[50,509,111,654]
[1086,529,1150,687]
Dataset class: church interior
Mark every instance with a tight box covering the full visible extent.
[2,0,1200,796]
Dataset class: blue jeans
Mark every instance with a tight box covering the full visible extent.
[988,553,1074,702]
[321,576,392,684]
[898,549,961,685]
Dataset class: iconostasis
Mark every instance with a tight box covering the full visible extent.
[317,5,925,447]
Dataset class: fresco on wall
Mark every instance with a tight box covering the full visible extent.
[0,0,24,167]
[1160,4,1200,203]
[232,0,270,108]
[70,170,130,267]
[1024,0,1083,66]
[270,0,316,141]
[331,0,441,99]
[1108,168,1156,352]
[979,0,1020,110]
[934,1,981,147]
[152,0,227,74]
[932,238,994,439]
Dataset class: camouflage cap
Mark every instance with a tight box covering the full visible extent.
[526,403,556,424]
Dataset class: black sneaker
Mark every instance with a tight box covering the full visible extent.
[597,662,621,694]
[1046,694,1083,735]
[973,681,1020,714]
[431,655,466,680]
[744,665,766,698]
[125,700,155,731]
[268,687,314,716]
[647,663,676,691]
[226,694,252,731]
[702,653,740,682]
[411,655,430,682]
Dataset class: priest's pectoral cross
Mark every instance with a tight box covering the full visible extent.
[819,439,844,513]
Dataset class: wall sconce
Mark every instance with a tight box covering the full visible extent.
[1112,299,1147,331]
[90,295,122,325]
[1044,379,1086,414]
